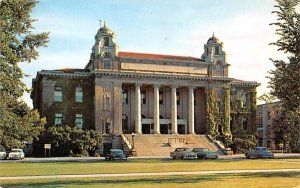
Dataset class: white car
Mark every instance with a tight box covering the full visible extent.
[0,148,6,159]
[8,149,25,160]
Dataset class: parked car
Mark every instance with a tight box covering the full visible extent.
[105,149,127,161]
[192,148,219,159]
[170,147,197,160]
[0,148,6,159]
[245,147,274,159]
[8,149,25,160]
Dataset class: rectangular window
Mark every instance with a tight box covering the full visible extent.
[104,37,109,46]
[215,46,219,55]
[141,90,146,104]
[159,91,163,105]
[75,114,83,129]
[55,113,63,126]
[257,112,263,128]
[54,87,63,102]
[122,90,128,104]
[75,87,83,103]
[176,92,180,105]
[103,59,111,69]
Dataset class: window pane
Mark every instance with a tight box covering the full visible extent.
[103,59,111,69]
[122,90,128,104]
[55,113,63,126]
[54,87,62,102]
[75,114,83,129]
[75,87,83,103]
[104,37,109,46]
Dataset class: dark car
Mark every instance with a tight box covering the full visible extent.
[105,149,127,161]
[245,146,274,159]
[192,148,219,159]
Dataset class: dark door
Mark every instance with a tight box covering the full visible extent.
[178,124,185,134]
[142,124,151,134]
[160,124,168,134]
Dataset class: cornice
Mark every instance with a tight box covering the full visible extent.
[91,70,233,82]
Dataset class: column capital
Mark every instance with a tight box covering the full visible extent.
[171,85,178,89]
[154,84,160,88]
[135,83,142,87]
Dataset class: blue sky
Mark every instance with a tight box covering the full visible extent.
[21,0,285,106]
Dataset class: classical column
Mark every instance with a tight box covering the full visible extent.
[171,85,178,134]
[135,84,142,134]
[188,86,195,134]
[153,84,160,134]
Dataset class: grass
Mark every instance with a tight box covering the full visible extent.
[1,159,300,187]
[1,158,300,177]
[1,172,300,188]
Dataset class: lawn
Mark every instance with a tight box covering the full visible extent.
[1,159,300,187]
[1,158,300,177]
[1,172,300,188]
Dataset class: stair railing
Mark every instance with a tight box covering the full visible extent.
[120,134,133,149]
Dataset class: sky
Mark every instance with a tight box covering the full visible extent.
[21,0,287,107]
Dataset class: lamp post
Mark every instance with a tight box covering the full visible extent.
[131,133,136,149]
[131,133,137,157]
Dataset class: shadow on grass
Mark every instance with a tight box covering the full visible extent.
[235,171,300,178]
[1,175,223,188]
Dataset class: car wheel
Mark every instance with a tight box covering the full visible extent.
[246,154,249,159]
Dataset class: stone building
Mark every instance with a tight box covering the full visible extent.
[256,102,280,149]
[31,23,260,155]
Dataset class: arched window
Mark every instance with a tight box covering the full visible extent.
[102,52,112,69]
[215,62,223,76]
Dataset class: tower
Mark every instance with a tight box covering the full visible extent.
[201,33,229,77]
[88,22,118,70]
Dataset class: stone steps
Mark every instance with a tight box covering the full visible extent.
[123,134,222,156]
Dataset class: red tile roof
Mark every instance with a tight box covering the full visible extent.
[118,51,201,61]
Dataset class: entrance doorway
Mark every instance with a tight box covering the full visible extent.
[178,124,185,134]
[160,124,168,134]
[142,124,151,134]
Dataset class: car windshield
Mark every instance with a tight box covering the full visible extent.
[194,148,208,151]
[112,150,123,154]
[0,148,5,152]
[11,149,21,153]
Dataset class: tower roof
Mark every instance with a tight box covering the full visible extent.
[97,22,113,35]
[207,32,220,44]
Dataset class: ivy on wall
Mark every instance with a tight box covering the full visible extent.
[216,87,232,147]
[206,88,219,137]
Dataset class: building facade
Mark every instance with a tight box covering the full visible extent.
[256,102,280,149]
[31,23,260,140]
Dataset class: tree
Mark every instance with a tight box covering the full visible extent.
[0,0,49,149]
[39,125,102,157]
[268,0,300,150]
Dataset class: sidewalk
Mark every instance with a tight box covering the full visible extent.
[1,153,299,163]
